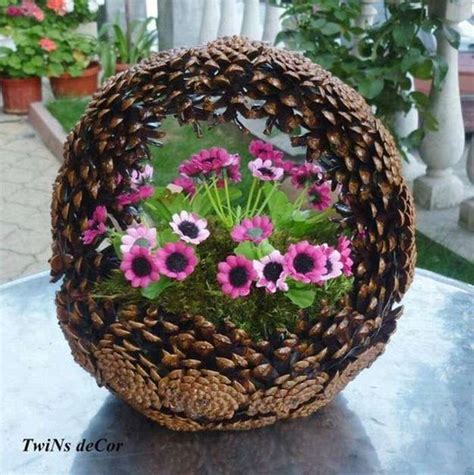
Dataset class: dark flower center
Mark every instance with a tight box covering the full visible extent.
[229,266,249,288]
[166,252,188,273]
[258,167,274,177]
[263,262,283,283]
[293,253,314,274]
[178,220,199,239]
[310,190,321,203]
[326,258,333,273]
[131,256,152,277]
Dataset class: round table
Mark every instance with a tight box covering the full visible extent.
[0,269,472,474]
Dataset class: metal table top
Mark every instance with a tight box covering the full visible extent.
[0,269,473,475]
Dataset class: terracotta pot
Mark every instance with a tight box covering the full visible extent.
[115,62,131,73]
[50,62,101,98]
[0,76,42,114]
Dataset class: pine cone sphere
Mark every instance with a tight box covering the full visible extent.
[50,37,416,431]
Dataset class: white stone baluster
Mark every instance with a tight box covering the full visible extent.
[262,0,285,45]
[218,0,240,37]
[199,0,221,44]
[392,74,426,186]
[414,0,471,209]
[353,0,378,57]
[459,139,474,231]
[354,0,378,29]
[241,0,262,40]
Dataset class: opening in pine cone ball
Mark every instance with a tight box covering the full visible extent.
[51,37,416,431]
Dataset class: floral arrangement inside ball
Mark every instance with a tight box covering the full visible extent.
[87,140,355,339]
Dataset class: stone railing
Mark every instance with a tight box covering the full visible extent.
[158,0,285,49]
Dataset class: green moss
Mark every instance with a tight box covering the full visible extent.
[95,219,354,340]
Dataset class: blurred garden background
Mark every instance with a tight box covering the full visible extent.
[0,0,473,285]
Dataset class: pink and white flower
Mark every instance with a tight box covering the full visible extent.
[217,255,257,299]
[117,184,154,206]
[291,162,324,189]
[253,250,288,293]
[231,216,273,244]
[249,139,294,172]
[131,164,153,187]
[156,241,198,280]
[337,235,353,277]
[284,241,327,284]
[170,211,210,245]
[307,182,332,211]
[81,205,107,244]
[171,176,196,196]
[248,158,284,181]
[120,225,157,254]
[319,244,343,281]
[120,245,160,288]
[179,147,241,183]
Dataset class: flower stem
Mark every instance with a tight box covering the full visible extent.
[295,186,309,211]
[245,177,257,217]
[223,176,233,226]
[250,187,263,216]
[202,180,226,222]
[256,182,278,215]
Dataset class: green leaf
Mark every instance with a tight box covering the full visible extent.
[111,232,124,258]
[392,24,415,47]
[410,59,433,80]
[320,22,340,36]
[256,240,276,258]
[141,277,174,300]
[263,184,293,228]
[286,284,316,308]
[358,78,384,99]
[157,228,178,246]
[234,241,258,260]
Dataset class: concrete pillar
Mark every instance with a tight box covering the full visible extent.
[158,0,205,50]
[262,1,285,45]
[241,0,261,40]
[459,139,474,232]
[354,0,378,29]
[414,0,471,209]
[218,0,240,37]
[199,0,221,45]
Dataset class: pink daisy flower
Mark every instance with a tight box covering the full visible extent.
[291,163,324,189]
[81,205,107,245]
[253,250,288,293]
[170,211,210,245]
[248,158,284,181]
[231,216,273,244]
[337,236,353,277]
[307,182,332,211]
[120,245,160,288]
[156,242,198,281]
[320,244,343,281]
[120,225,157,254]
[178,147,241,183]
[117,184,154,206]
[249,139,274,158]
[284,241,327,284]
[172,176,196,196]
[131,164,153,187]
[217,255,257,299]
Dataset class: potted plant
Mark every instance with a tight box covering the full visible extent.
[98,17,157,79]
[0,27,47,114]
[45,28,99,98]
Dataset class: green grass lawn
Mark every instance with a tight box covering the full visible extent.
[47,97,474,285]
